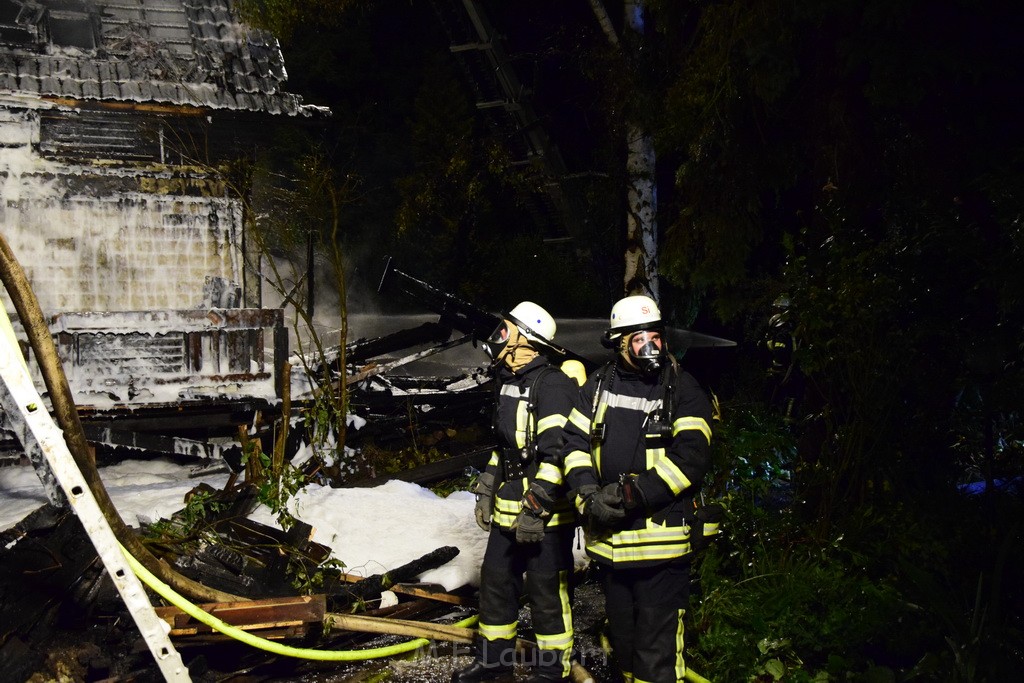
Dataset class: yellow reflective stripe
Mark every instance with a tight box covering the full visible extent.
[488,450,500,467]
[479,621,517,641]
[586,525,692,564]
[588,541,691,564]
[593,401,609,477]
[606,525,689,544]
[516,400,529,448]
[673,415,711,444]
[537,413,567,433]
[495,497,522,514]
[675,608,686,681]
[575,494,587,515]
[568,407,591,433]
[493,511,518,527]
[646,445,665,470]
[536,631,574,650]
[653,457,692,495]
[535,570,574,676]
[495,509,573,528]
[536,462,563,485]
[558,569,572,635]
[547,510,574,526]
[564,450,593,474]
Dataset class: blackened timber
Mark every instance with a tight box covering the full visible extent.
[378,257,595,370]
[378,257,501,340]
[347,334,475,385]
[82,423,241,463]
[223,517,332,566]
[328,546,460,608]
[354,447,492,488]
[0,506,103,682]
[344,322,454,365]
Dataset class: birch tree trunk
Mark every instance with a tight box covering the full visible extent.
[589,0,659,301]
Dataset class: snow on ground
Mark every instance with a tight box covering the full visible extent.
[1,458,587,591]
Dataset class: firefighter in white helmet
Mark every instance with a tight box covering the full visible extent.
[453,301,580,683]
[561,295,714,683]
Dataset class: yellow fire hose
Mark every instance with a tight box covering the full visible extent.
[121,544,711,680]
[120,543,477,661]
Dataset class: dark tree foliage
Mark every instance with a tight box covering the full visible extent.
[640,2,1024,678]
[238,2,1024,677]
[644,0,1024,507]
[238,0,614,315]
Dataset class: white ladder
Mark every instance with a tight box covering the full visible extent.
[0,309,190,682]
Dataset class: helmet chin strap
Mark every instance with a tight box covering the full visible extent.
[618,335,639,370]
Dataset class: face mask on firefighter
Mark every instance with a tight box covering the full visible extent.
[483,321,510,360]
[624,330,665,373]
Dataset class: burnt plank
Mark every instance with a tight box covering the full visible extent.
[153,594,325,636]
[389,582,473,606]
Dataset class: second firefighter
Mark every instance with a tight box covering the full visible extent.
[452,301,580,683]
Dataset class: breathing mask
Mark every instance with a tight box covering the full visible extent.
[620,329,666,375]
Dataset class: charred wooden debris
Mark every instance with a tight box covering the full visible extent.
[0,265,525,680]
[0,494,477,682]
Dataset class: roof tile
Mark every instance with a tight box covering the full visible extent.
[0,0,325,117]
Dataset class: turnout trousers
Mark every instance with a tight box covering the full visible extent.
[597,560,690,683]
[477,526,575,679]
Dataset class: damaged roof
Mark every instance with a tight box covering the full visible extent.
[0,0,328,116]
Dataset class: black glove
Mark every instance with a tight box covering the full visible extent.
[512,482,553,543]
[579,483,626,526]
[474,472,495,531]
[691,502,725,552]
[512,509,546,543]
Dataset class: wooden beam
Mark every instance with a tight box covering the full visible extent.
[325,612,474,643]
[336,572,472,606]
[154,594,325,638]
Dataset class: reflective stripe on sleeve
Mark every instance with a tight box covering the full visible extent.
[564,450,593,473]
[537,413,568,433]
[673,415,711,444]
[536,461,564,485]
[567,407,591,433]
[653,456,692,496]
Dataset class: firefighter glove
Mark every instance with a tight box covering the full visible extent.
[474,471,496,531]
[513,482,553,543]
[579,484,626,526]
[512,509,546,543]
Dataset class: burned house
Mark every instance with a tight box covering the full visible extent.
[0,0,327,461]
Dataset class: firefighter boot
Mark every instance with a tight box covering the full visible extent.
[450,659,513,683]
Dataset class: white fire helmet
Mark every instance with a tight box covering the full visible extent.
[507,300,557,346]
[605,295,663,342]
[604,295,667,374]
